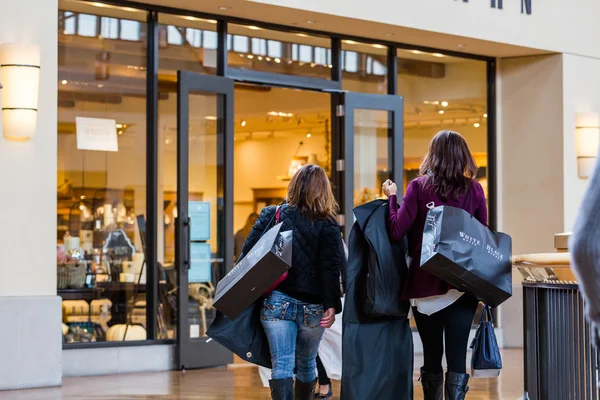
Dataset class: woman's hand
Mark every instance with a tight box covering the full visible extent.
[382,179,398,197]
[320,308,336,329]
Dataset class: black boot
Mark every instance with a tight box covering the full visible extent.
[420,368,443,400]
[294,379,317,400]
[269,378,294,400]
[445,372,470,400]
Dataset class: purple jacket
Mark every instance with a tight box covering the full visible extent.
[388,176,488,299]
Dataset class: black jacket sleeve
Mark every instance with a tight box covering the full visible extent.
[238,206,276,263]
[319,222,344,314]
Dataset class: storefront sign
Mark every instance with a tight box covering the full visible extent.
[76,117,119,152]
[460,0,532,15]
[189,201,211,241]
[189,242,212,283]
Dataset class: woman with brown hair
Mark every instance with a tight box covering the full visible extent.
[240,164,345,400]
[383,130,487,400]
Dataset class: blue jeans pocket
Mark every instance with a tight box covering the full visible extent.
[302,304,324,328]
[262,297,290,322]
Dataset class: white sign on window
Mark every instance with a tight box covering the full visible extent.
[76,117,119,152]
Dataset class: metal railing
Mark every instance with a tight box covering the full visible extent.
[515,254,599,400]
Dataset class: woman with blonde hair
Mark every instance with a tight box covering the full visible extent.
[240,164,345,400]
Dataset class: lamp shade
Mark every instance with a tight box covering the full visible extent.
[0,43,41,141]
[575,112,600,178]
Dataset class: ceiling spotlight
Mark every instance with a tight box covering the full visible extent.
[441,101,449,107]
[343,40,358,45]
[439,110,445,115]
[306,20,316,24]
[258,56,263,60]
[432,53,446,58]
[275,58,281,63]
[474,123,481,128]
[61,80,68,85]
[241,120,247,127]
[247,26,262,30]
[372,44,386,49]
[484,113,488,118]
[247,55,254,59]
[219,6,230,10]
[306,133,312,138]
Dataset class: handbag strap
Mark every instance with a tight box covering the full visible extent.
[275,206,282,224]
[478,304,494,325]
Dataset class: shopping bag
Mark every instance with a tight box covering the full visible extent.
[213,223,292,320]
[470,305,502,378]
[420,205,512,307]
[318,297,343,381]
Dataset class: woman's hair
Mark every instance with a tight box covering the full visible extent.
[286,164,338,219]
[419,130,478,200]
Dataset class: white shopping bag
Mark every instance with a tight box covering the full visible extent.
[258,298,344,387]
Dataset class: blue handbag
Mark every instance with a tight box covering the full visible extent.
[470,305,502,378]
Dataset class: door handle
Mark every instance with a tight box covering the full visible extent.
[183,214,191,270]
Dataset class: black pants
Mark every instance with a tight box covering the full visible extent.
[413,294,479,374]
[316,355,331,385]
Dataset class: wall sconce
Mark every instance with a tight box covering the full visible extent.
[0,43,41,141]
[575,112,600,179]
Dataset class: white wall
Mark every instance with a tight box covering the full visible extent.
[250,0,600,59]
[561,54,600,231]
[0,0,58,297]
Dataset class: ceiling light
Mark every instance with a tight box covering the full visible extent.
[219,6,230,10]
[91,2,108,7]
[343,40,358,45]
[385,33,395,37]
[247,55,254,59]
[432,53,446,58]
[439,110,445,115]
[296,33,309,38]
[116,123,124,129]
[306,133,312,138]
[247,26,262,30]
[121,7,138,12]
[266,57,271,61]
[474,123,480,128]
[484,113,488,118]
[275,58,281,63]
[441,101,449,107]
[205,116,217,120]
[372,44,386,49]
[241,120,247,127]
[410,50,423,55]
[61,80,68,85]
[457,44,466,49]
[306,20,316,24]
[258,56,263,60]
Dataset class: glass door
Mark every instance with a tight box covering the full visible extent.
[176,71,234,370]
[338,92,404,239]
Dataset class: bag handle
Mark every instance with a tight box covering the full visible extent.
[477,304,494,325]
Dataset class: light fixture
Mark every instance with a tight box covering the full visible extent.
[219,6,230,10]
[432,53,446,58]
[247,55,254,59]
[372,44,386,49]
[275,58,281,63]
[247,26,262,30]
[258,56,263,60]
[474,123,480,128]
[484,113,488,118]
[438,110,445,115]
[0,43,41,141]
[306,133,312,138]
[241,120,247,127]
[306,20,316,24]
[205,116,218,120]
[61,80,68,85]
[116,123,124,129]
[343,40,358,45]
[441,101,449,107]
[410,50,423,55]
[576,112,600,179]
[296,33,309,38]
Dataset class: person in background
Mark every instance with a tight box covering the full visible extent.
[234,213,259,262]
[383,130,487,400]
[315,356,332,399]
[570,155,600,347]
[241,164,344,400]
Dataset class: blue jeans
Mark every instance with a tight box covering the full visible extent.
[261,291,325,383]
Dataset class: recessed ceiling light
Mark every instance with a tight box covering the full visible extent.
[410,50,423,55]
[306,20,316,24]
[441,101,449,107]
[275,58,281,63]
[432,53,446,58]
[91,2,108,7]
[483,113,488,118]
[343,40,358,45]
[297,33,309,38]
[61,80,68,85]
[241,120,247,127]
[121,7,138,12]
[439,110,445,115]
[306,133,312,138]
[372,44,386,49]
[247,26,262,30]
[205,116,218,120]
[219,6,230,10]
[474,123,480,128]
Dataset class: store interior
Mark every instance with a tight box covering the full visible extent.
[56,0,487,344]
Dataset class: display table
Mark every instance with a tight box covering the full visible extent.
[513,252,599,400]
[58,288,104,301]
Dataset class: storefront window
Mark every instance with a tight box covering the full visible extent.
[57,0,148,344]
[227,24,332,80]
[341,41,388,94]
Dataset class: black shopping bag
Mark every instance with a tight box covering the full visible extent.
[470,305,502,378]
[213,223,292,320]
[420,205,512,307]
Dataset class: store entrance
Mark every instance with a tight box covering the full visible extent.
[174,71,404,369]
